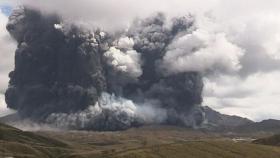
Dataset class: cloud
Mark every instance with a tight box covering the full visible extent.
[0,9,16,93]
[8,0,218,31]
[47,92,167,130]
[200,0,280,76]
[0,94,15,117]
[203,72,280,121]
[104,37,143,78]
[9,0,280,76]
[160,27,244,75]
[3,0,280,121]
[0,7,17,117]
[196,0,280,121]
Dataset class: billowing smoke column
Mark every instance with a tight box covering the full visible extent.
[5,7,204,131]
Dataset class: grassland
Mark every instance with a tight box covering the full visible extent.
[253,134,280,146]
[1,124,280,158]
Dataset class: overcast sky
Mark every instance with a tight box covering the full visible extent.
[0,3,15,117]
[1,0,280,121]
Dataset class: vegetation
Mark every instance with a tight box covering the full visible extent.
[253,134,280,146]
[0,123,70,158]
[1,123,280,158]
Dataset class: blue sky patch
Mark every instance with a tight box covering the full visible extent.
[0,5,12,16]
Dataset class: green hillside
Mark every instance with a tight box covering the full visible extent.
[1,123,280,158]
[106,141,280,158]
[0,123,70,158]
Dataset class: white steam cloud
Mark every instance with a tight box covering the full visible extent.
[104,37,142,78]
[47,93,167,130]
[160,28,244,75]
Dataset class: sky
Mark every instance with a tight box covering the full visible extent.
[0,5,12,16]
[0,3,15,117]
[0,0,280,121]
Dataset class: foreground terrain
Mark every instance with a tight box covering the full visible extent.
[1,123,280,158]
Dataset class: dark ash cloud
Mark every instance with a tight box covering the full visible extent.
[5,7,205,130]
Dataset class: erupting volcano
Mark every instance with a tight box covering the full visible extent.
[5,7,207,131]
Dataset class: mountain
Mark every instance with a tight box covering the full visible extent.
[235,119,280,133]
[202,106,280,134]
[0,112,21,123]
[203,106,254,127]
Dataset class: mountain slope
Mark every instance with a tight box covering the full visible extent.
[236,119,280,133]
[0,123,70,158]
[203,106,253,127]
[1,122,280,158]
[253,134,280,146]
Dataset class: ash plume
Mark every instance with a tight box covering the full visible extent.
[5,7,206,130]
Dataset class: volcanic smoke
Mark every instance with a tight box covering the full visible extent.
[5,7,205,130]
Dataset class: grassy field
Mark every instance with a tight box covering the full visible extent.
[253,134,280,146]
[0,123,71,158]
[1,124,280,158]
